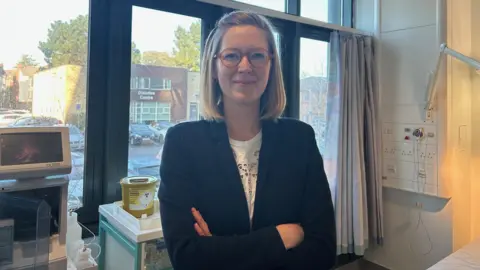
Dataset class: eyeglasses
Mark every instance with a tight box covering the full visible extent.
[215,48,273,68]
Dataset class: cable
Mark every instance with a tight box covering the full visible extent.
[77,219,102,261]
[409,134,433,256]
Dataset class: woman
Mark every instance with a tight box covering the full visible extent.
[159,10,336,270]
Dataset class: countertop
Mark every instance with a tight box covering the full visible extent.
[99,203,163,243]
[428,238,480,269]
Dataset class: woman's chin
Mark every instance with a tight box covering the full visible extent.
[230,91,261,104]
[231,96,259,106]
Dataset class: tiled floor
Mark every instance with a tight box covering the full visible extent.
[336,259,389,270]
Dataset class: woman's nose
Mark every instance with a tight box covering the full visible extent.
[237,56,252,72]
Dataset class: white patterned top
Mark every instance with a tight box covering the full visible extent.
[229,131,262,223]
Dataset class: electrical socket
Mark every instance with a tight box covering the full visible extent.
[425,110,432,121]
[386,164,396,174]
[416,144,437,162]
[415,202,423,208]
[418,168,427,179]
[383,144,396,159]
[395,142,414,162]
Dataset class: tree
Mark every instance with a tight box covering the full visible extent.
[38,15,89,67]
[39,14,142,67]
[142,51,175,66]
[172,20,201,71]
[131,42,142,64]
[17,54,38,67]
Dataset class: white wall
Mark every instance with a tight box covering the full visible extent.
[447,0,480,247]
[356,0,453,269]
[471,0,480,240]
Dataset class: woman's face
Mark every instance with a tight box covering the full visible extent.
[215,25,271,107]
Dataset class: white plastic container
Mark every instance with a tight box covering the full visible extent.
[112,200,161,231]
[66,212,83,259]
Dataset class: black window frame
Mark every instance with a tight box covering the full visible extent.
[82,0,352,232]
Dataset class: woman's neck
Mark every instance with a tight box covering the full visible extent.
[223,100,261,141]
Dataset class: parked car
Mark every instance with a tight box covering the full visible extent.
[55,124,85,151]
[148,125,170,143]
[156,121,174,130]
[67,125,85,151]
[128,157,160,179]
[9,115,62,127]
[9,110,30,115]
[0,114,24,127]
[129,124,155,145]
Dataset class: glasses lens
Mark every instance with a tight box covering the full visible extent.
[249,51,269,67]
[219,49,271,67]
[220,50,241,67]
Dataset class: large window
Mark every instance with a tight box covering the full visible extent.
[128,7,202,182]
[232,0,348,26]
[150,78,172,90]
[234,0,285,12]
[299,38,329,154]
[301,0,341,24]
[273,31,281,59]
[0,0,89,209]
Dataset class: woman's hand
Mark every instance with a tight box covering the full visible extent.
[191,207,305,250]
[276,224,304,250]
[192,207,212,236]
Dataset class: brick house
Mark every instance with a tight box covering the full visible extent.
[0,65,38,110]
[130,64,188,124]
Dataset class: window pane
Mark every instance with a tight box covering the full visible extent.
[301,0,342,24]
[234,0,285,12]
[0,0,89,209]
[129,7,201,185]
[274,31,281,59]
[299,38,329,155]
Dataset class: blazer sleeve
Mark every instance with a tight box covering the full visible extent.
[284,125,337,270]
[158,126,288,270]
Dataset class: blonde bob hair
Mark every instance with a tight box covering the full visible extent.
[200,11,286,121]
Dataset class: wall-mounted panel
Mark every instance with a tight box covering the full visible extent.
[380,0,437,33]
[381,25,438,105]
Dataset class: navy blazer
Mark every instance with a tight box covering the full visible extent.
[159,118,336,270]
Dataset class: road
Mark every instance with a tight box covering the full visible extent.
[128,143,163,161]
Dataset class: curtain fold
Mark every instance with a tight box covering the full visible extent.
[325,31,383,256]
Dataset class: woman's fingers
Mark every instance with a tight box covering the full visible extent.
[192,207,208,229]
[194,223,205,236]
[192,207,212,236]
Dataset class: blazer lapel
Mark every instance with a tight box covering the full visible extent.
[207,120,278,231]
[208,121,251,228]
[251,119,277,229]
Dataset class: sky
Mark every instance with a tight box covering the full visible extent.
[0,0,329,77]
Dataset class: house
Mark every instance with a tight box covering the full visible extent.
[1,70,18,109]
[186,71,200,121]
[32,65,87,128]
[0,65,38,110]
[130,64,188,124]
[16,65,38,109]
[0,64,5,107]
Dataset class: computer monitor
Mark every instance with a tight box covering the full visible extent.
[0,127,72,180]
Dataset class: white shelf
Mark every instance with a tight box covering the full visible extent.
[99,203,163,243]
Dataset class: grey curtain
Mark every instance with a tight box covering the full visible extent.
[325,31,383,255]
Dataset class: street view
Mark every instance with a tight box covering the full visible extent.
[0,3,329,208]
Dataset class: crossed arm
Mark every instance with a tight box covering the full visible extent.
[159,126,336,270]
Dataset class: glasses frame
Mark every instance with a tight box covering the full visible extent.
[214,48,274,68]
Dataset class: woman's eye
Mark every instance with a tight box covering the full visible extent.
[223,53,240,61]
[250,53,267,60]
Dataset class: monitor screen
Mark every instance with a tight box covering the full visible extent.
[0,132,63,166]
